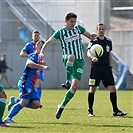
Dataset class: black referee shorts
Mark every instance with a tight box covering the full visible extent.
[89,66,115,87]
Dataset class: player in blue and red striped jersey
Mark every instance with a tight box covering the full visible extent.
[3,40,50,123]
[20,30,44,99]
[7,31,44,111]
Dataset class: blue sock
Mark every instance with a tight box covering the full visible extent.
[8,104,23,119]
[36,87,42,98]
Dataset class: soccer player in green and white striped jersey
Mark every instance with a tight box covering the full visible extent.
[39,12,96,119]
[0,83,10,126]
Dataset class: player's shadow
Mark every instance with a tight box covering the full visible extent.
[123,116,133,118]
[87,124,133,128]
[6,126,34,128]
[43,107,82,110]
[32,121,133,128]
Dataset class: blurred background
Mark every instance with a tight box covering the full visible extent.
[0,0,132,90]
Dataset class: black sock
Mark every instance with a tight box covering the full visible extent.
[88,92,94,112]
[110,92,118,112]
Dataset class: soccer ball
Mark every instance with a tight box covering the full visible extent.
[90,44,103,58]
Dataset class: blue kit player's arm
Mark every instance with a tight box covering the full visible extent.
[20,42,34,58]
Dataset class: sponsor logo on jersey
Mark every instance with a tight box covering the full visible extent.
[64,34,79,42]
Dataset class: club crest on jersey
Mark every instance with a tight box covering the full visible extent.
[106,45,110,52]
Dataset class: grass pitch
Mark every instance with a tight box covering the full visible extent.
[0,89,133,133]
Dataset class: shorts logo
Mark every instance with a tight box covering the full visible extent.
[77,68,83,73]
[27,88,32,94]
[89,79,95,85]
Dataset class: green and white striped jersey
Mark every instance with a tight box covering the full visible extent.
[52,24,86,59]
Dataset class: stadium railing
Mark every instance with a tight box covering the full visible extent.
[112,51,133,90]
[5,0,55,41]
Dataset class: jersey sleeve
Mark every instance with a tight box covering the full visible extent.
[21,42,30,53]
[77,24,86,34]
[107,38,112,51]
[87,41,93,50]
[110,41,112,51]
[52,29,60,40]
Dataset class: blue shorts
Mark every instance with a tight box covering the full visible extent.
[37,70,44,81]
[18,79,40,102]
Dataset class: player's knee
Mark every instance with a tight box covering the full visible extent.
[2,93,7,99]
[36,84,41,88]
[33,104,40,109]
[71,84,78,91]
[0,90,7,99]
[68,55,75,62]
[108,85,116,92]
[89,86,96,93]
[4,93,7,99]
[32,101,41,109]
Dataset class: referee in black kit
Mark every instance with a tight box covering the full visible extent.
[87,23,127,117]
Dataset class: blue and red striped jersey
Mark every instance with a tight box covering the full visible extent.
[22,41,36,54]
[20,53,41,87]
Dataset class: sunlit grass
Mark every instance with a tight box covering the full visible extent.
[1,89,133,133]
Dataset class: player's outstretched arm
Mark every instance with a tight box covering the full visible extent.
[84,31,97,40]
[26,60,50,71]
[41,65,51,71]
[39,37,55,60]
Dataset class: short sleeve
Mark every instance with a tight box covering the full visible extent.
[21,43,29,52]
[52,29,60,40]
[87,41,93,50]
[107,38,112,51]
[77,24,86,34]
[110,41,112,51]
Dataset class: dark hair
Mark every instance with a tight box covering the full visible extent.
[37,40,45,45]
[96,23,106,29]
[65,12,77,21]
[32,30,40,34]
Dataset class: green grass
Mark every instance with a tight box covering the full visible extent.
[1,89,133,133]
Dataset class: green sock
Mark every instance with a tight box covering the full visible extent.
[66,61,73,81]
[0,98,6,122]
[61,89,75,107]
